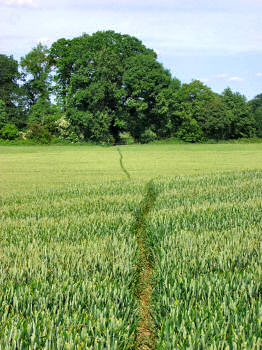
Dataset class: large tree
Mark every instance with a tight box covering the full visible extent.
[50,30,175,142]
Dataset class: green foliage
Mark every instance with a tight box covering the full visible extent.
[0,55,20,105]
[27,98,53,124]
[0,99,8,129]
[1,32,261,143]
[170,80,215,140]
[195,97,232,140]
[249,94,262,137]
[20,43,51,106]
[254,106,262,137]
[26,123,52,143]
[123,54,172,139]
[119,132,134,145]
[67,109,114,143]
[42,113,61,134]
[50,31,173,142]
[54,115,81,142]
[0,54,25,128]
[152,87,179,138]
[178,80,214,104]
[139,128,157,143]
[177,117,203,142]
[0,123,19,140]
[222,88,255,138]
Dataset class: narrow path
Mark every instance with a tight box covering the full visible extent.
[117,148,131,180]
[117,150,157,348]
[133,181,157,350]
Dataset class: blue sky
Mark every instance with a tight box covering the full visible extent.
[0,0,262,99]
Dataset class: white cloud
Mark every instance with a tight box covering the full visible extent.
[215,73,228,79]
[0,0,37,7]
[228,76,244,82]
[256,72,262,77]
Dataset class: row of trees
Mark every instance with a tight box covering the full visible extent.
[1,30,262,143]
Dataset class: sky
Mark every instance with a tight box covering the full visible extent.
[0,0,262,100]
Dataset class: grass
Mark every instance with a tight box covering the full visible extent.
[0,144,262,348]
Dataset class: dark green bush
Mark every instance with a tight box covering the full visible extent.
[140,129,157,144]
[0,123,19,140]
[177,118,203,142]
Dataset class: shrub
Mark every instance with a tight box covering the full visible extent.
[26,123,52,144]
[0,123,19,140]
[43,113,61,134]
[139,129,157,144]
[119,132,134,145]
[55,116,84,143]
[177,118,203,142]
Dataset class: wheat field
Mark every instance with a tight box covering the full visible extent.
[0,144,261,349]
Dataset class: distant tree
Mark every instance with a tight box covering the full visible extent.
[0,54,20,105]
[176,115,203,142]
[8,32,255,144]
[0,54,25,127]
[20,44,63,136]
[123,54,173,140]
[173,80,215,140]
[249,94,262,137]
[221,88,255,138]
[196,96,232,140]
[151,79,181,138]
[20,43,51,106]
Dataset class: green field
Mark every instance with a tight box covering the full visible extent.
[0,144,262,349]
[1,144,262,194]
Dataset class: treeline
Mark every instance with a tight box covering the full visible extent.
[1,30,262,144]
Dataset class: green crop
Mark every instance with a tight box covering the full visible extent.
[146,171,262,349]
[0,181,144,349]
[0,145,262,349]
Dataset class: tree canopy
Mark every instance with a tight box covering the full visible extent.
[0,30,260,143]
